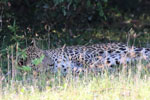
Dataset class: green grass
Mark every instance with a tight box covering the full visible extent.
[1,66,150,100]
[1,38,150,100]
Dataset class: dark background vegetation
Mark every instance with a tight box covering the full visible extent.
[0,0,150,74]
[1,0,150,47]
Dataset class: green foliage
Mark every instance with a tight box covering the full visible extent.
[1,65,150,100]
[19,49,27,60]
[0,2,150,99]
[1,0,147,47]
[17,65,32,72]
[0,0,150,76]
[32,55,45,66]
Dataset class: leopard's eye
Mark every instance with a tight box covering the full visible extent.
[49,64,54,66]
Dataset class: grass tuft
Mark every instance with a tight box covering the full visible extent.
[1,64,150,100]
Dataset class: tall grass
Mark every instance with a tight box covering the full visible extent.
[1,63,150,100]
[1,40,150,100]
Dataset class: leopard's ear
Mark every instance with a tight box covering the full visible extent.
[31,38,37,47]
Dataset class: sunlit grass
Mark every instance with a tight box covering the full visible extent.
[1,65,150,100]
[1,39,150,100]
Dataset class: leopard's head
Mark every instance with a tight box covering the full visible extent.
[18,40,55,73]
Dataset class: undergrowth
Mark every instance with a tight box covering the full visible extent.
[1,40,150,100]
[1,62,150,100]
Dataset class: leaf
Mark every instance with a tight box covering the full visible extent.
[102,0,108,3]
[32,55,45,66]
[62,8,67,16]
[18,66,32,72]
[87,0,91,7]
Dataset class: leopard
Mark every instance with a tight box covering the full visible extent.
[20,41,150,75]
